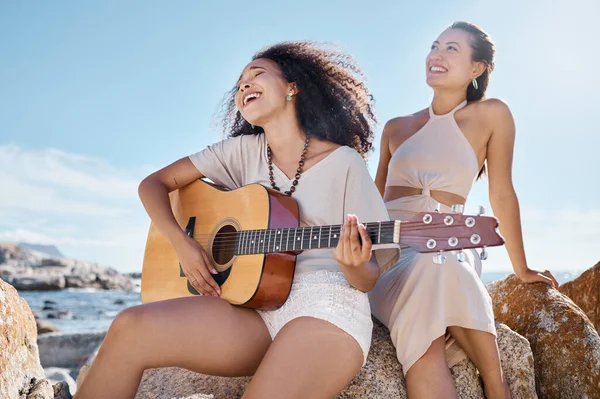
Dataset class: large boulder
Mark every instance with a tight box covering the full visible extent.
[38,331,107,368]
[560,262,600,332]
[8,274,66,291]
[76,318,536,398]
[44,367,77,397]
[487,274,600,398]
[36,319,60,335]
[0,279,53,399]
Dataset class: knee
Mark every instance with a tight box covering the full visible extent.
[109,305,145,337]
[409,336,448,374]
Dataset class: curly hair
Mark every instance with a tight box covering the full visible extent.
[218,41,377,157]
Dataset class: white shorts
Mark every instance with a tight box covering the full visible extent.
[256,270,372,365]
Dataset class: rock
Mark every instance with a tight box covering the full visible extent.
[0,279,48,398]
[33,311,42,319]
[0,264,17,277]
[124,319,536,399]
[9,275,66,291]
[560,261,600,332]
[44,367,76,396]
[47,311,73,320]
[42,305,56,311]
[1,242,134,291]
[52,381,73,399]
[23,378,54,399]
[0,242,46,265]
[448,360,484,398]
[494,323,537,398]
[38,331,107,368]
[114,299,126,305]
[43,300,57,305]
[40,258,68,267]
[64,274,97,289]
[487,274,600,398]
[37,319,59,335]
[97,273,134,290]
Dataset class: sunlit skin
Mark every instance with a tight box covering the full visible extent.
[375,27,558,399]
[74,57,379,399]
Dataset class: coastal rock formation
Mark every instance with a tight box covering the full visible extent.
[487,274,600,398]
[0,279,53,399]
[0,242,134,291]
[38,331,107,368]
[77,318,536,398]
[560,261,600,332]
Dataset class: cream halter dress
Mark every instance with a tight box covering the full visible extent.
[368,100,496,374]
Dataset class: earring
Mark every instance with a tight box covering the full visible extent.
[472,79,478,90]
[286,92,293,102]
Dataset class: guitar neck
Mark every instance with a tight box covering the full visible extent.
[235,221,400,255]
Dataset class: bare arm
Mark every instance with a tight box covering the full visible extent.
[374,122,394,197]
[138,157,222,296]
[138,158,204,247]
[485,100,558,288]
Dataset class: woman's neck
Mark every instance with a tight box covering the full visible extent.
[431,90,467,115]
[262,115,309,163]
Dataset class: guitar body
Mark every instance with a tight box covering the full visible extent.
[141,179,299,310]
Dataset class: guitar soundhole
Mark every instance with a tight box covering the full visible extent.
[212,224,237,266]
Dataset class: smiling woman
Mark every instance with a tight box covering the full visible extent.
[221,42,376,157]
[370,21,558,399]
[74,41,399,399]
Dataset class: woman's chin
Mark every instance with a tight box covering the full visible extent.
[425,77,451,90]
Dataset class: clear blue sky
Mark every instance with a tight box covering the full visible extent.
[1,0,598,273]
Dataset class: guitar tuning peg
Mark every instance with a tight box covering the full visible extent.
[475,205,486,216]
[456,250,465,263]
[435,203,442,213]
[433,251,446,265]
[451,204,465,214]
[480,246,488,261]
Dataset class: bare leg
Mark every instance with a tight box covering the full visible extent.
[405,335,458,399]
[75,296,271,399]
[243,317,363,399]
[447,327,511,399]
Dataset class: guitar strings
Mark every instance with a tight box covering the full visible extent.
[176,221,463,239]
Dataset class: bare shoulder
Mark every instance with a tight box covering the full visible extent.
[471,98,514,121]
[383,108,429,144]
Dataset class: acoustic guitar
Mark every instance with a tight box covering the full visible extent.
[141,179,503,310]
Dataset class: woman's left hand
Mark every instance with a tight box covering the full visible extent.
[334,214,372,268]
[517,267,559,289]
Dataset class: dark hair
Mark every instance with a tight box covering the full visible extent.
[450,22,495,179]
[219,41,376,157]
[449,21,496,102]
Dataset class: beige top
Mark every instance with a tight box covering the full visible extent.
[385,100,479,199]
[189,133,399,276]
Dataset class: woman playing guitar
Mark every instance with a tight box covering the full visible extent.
[75,42,399,399]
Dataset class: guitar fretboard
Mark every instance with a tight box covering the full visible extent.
[234,221,397,255]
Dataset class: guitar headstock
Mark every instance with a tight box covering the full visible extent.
[400,211,504,253]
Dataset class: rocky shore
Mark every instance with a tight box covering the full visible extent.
[2,258,599,398]
[0,243,134,291]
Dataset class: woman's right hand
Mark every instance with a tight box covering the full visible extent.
[174,236,221,297]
